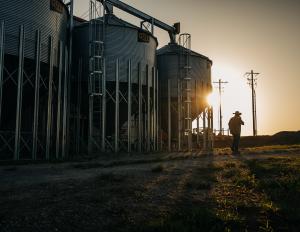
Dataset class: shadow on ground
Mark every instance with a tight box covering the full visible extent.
[1,148,300,231]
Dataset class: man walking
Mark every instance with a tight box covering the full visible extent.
[228,111,244,154]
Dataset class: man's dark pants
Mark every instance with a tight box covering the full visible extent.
[231,134,241,153]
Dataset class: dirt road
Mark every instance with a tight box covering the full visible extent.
[1,145,300,231]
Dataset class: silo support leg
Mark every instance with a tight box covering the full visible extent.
[14,25,25,161]
[207,107,211,152]
[75,58,82,155]
[55,42,63,159]
[147,65,151,152]
[202,108,207,152]
[115,59,119,153]
[32,30,41,160]
[195,80,200,148]
[177,79,181,151]
[62,47,68,159]
[168,79,171,152]
[156,69,159,151]
[152,67,156,151]
[196,116,200,147]
[209,106,214,151]
[101,59,106,153]
[0,21,5,126]
[138,63,142,153]
[46,37,54,160]
[127,60,132,153]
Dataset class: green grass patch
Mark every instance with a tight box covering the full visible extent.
[246,157,300,228]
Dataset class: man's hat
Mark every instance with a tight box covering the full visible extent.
[233,111,242,115]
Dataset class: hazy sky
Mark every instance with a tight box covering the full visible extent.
[74,0,300,135]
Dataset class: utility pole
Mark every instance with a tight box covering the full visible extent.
[245,70,260,136]
[213,79,228,135]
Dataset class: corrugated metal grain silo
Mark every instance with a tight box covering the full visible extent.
[72,13,158,151]
[0,0,68,65]
[0,0,69,160]
[157,42,212,148]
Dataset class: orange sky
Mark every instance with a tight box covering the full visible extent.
[74,0,300,135]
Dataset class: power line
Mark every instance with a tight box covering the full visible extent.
[213,79,228,135]
[245,70,260,136]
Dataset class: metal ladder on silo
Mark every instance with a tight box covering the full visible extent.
[88,0,105,153]
[179,34,192,151]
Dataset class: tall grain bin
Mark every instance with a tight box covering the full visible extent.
[72,13,158,152]
[0,0,69,160]
[157,42,212,150]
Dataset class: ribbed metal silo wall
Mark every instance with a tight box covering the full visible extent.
[72,15,158,152]
[157,44,212,146]
[0,0,68,65]
[0,0,69,160]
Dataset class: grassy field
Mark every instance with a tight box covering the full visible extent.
[1,145,300,231]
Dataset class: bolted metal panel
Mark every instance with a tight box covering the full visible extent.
[0,0,68,67]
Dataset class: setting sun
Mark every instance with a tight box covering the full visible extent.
[205,92,217,107]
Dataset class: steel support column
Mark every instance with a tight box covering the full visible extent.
[177,79,181,151]
[207,106,211,152]
[115,59,119,153]
[0,21,5,126]
[88,97,93,153]
[76,58,82,155]
[46,37,54,160]
[202,108,207,151]
[196,115,200,146]
[127,60,132,153]
[152,67,156,151]
[209,106,214,151]
[62,47,68,159]
[101,59,106,152]
[55,41,63,159]
[32,30,41,160]
[210,107,214,132]
[168,79,171,152]
[147,65,150,152]
[157,69,161,151]
[195,80,199,147]
[138,63,142,152]
[14,25,25,160]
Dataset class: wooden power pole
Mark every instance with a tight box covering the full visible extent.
[245,70,260,136]
[213,79,228,135]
